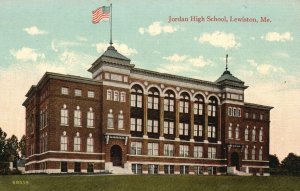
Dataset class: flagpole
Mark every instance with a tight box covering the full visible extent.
[109,3,113,46]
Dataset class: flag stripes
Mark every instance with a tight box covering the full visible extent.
[92,6,110,24]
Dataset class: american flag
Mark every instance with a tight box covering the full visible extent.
[92,6,110,24]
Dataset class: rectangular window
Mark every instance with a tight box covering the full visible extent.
[132,164,142,174]
[237,108,241,117]
[194,124,203,137]
[61,87,69,95]
[107,113,114,129]
[130,94,136,107]
[74,162,81,173]
[194,166,204,175]
[120,92,126,102]
[259,149,263,160]
[147,119,159,133]
[194,103,203,115]
[164,144,174,156]
[194,146,203,158]
[208,125,216,138]
[164,165,174,174]
[253,114,256,119]
[61,161,67,172]
[244,148,248,160]
[114,91,119,101]
[164,121,174,135]
[107,90,112,100]
[228,125,232,139]
[208,147,216,159]
[245,112,249,118]
[245,128,249,141]
[252,149,256,160]
[148,143,159,156]
[130,142,142,155]
[87,111,94,128]
[60,109,68,125]
[87,138,94,153]
[75,89,82,96]
[74,110,81,127]
[228,107,232,116]
[60,136,67,151]
[252,129,256,141]
[88,91,95,98]
[260,114,264,120]
[180,165,189,174]
[74,137,81,151]
[179,145,189,157]
[148,164,159,174]
[130,118,142,131]
[179,123,189,136]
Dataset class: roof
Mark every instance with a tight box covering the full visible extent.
[101,45,130,61]
[216,70,244,83]
[244,102,274,110]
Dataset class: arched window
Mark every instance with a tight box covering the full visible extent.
[228,124,232,139]
[74,132,81,152]
[114,91,119,101]
[194,94,204,115]
[252,147,256,160]
[60,131,67,151]
[60,104,68,125]
[107,109,114,129]
[118,110,124,129]
[252,128,256,141]
[259,128,263,142]
[259,147,263,160]
[107,89,112,100]
[164,90,175,112]
[235,125,240,139]
[87,107,94,128]
[131,85,143,108]
[87,133,94,153]
[148,88,160,110]
[74,106,81,127]
[245,127,249,141]
[208,97,217,117]
[179,92,190,113]
[244,147,248,160]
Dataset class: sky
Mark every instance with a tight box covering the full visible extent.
[0,0,299,160]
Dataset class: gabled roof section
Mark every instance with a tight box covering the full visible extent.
[102,45,130,61]
[215,70,247,89]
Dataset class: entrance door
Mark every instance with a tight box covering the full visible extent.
[231,152,240,170]
[110,145,122,166]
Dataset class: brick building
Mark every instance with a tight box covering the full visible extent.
[23,45,272,175]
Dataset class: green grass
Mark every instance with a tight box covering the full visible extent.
[0,175,300,191]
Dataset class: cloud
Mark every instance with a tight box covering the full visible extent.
[23,26,47,35]
[95,42,137,57]
[158,54,212,74]
[139,22,177,36]
[10,47,45,62]
[261,32,293,42]
[247,59,285,75]
[51,39,82,52]
[163,54,187,62]
[195,31,241,50]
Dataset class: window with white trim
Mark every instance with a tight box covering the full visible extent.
[179,92,189,113]
[164,144,174,156]
[130,118,142,131]
[235,125,240,139]
[120,92,126,102]
[245,127,249,141]
[179,123,189,136]
[74,106,81,127]
[75,89,82,96]
[118,111,124,129]
[208,125,216,138]
[194,146,203,158]
[87,134,94,153]
[228,124,232,139]
[208,147,216,159]
[179,145,189,157]
[132,164,142,174]
[260,114,264,120]
[194,95,204,115]
[147,119,159,133]
[164,90,175,112]
[259,128,263,142]
[87,108,94,128]
[148,88,159,110]
[208,97,217,117]
[148,164,159,174]
[180,165,189,174]
[164,165,174,174]
[244,147,248,160]
[252,148,256,160]
[61,87,69,95]
[60,104,68,125]
[148,143,159,156]
[228,107,233,116]
[164,121,174,135]
[245,112,249,118]
[107,110,114,129]
[74,133,81,152]
[87,91,94,98]
[130,142,142,155]
[60,132,67,151]
[107,90,112,100]
[131,85,143,108]
[259,147,263,160]
[194,124,203,137]
[252,128,256,141]
[114,91,119,101]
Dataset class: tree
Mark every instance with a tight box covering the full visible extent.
[0,127,9,174]
[4,135,20,169]
[269,154,280,168]
[19,135,26,159]
[281,153,300,176]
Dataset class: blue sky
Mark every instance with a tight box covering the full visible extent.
[0,0,299,160]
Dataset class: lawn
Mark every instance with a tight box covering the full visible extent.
[0,175,300,191]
